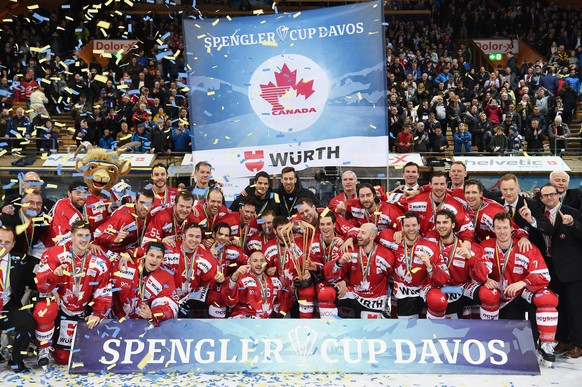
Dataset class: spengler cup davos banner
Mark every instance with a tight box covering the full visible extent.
[69,319,540,374]
[183,1,388,176]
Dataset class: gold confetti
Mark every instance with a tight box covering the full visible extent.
[137,353,153,370]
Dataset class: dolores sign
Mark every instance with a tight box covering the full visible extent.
[69,319,539,374]
[183,0,388,176]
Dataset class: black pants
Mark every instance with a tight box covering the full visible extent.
[337,298,384,318]
[0,303,35,363]
[553,279,582,348]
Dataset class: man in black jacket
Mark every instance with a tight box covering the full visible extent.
[229,171,276,216]
[528,183,582,358]
[495,173,552,253]
[0,226,36,373]
[275,166,320,217]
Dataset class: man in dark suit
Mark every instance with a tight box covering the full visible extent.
[0,226,36,373]
[495,173,552,252]
[0,191,49,259]
[528,183,582,358]
[549,171,582,212]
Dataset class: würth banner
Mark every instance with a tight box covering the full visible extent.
[69,319,540,374]
[183,0,388,176]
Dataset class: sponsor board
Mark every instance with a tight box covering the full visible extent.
[473,39,519,54]
[69,319,539,374]
[454,156,570,172]
[189,136,387,175]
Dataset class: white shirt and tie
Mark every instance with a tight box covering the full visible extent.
[0,254,12,306]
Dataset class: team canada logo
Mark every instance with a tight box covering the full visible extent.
[248,54,329,132]
[243,150,265,172]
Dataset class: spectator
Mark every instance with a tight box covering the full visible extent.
[29,86,49,121]
[149,120,172,155]
[116,121,132,148]
[507,125,524,153]
[395,123,413,153]
[484,98,504,125]
[98,128,115,150]
[430,126,449,153]
[6,107,31,138]
[525,119,546,155]
[413,122,430,152]
[453,123,472,155]
[131,123,150,152]
[490,125,509,154]
[171,122,191,153]
[548,116,570,156]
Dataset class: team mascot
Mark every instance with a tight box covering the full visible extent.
[72,141,138,229]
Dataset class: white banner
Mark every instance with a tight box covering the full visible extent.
[473,39,519,54]
[43,153,155,168]
[192,136,388,176]
[454,156,570,172]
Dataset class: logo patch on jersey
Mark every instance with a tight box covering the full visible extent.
[408,202,427,212]
[452,259,466,268]
[513,266,523,274]
[117,267,136,280]
[242,277,257,288]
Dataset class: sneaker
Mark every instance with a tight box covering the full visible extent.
[539,341,556,363]
[8,359,30,374]
[37,347,52,367]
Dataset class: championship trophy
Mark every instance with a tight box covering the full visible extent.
[280,221,316,288]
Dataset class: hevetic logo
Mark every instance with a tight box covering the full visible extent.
[248,54,328,132]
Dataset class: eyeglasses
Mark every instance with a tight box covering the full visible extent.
[540,192,559,199]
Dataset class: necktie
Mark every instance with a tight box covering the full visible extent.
[544,209,552,256]
[506,205,514,217]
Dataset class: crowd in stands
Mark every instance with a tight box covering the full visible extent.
[0,0,580,158]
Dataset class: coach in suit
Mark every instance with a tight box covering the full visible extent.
[526,183,582,358]
[496,173,552,251]
[0,226,37,373]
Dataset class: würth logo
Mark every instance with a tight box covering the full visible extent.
[244,150,265,172]
[249,54,329,133]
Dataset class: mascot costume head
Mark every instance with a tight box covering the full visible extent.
[73,141,139,205]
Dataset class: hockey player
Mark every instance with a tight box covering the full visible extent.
[34,220,111,366]
[479,211,559,363]
[111,241,178,324]
[392,212,450,319]
[222,251,283,318]
[425,209,490,318]
[204,223,247,318]
[162,222,217,318]
[324,223,395,319]
[94,190,154,252]
[143,190,197,246]
[344,183,404,231]
[149,163,180,216]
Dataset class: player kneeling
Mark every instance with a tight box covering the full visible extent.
[222,252,283,318]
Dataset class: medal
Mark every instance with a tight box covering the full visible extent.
[358,246,375,291]
[70,249,88,297]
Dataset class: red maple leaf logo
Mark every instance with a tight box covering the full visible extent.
[259,64,315,111]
